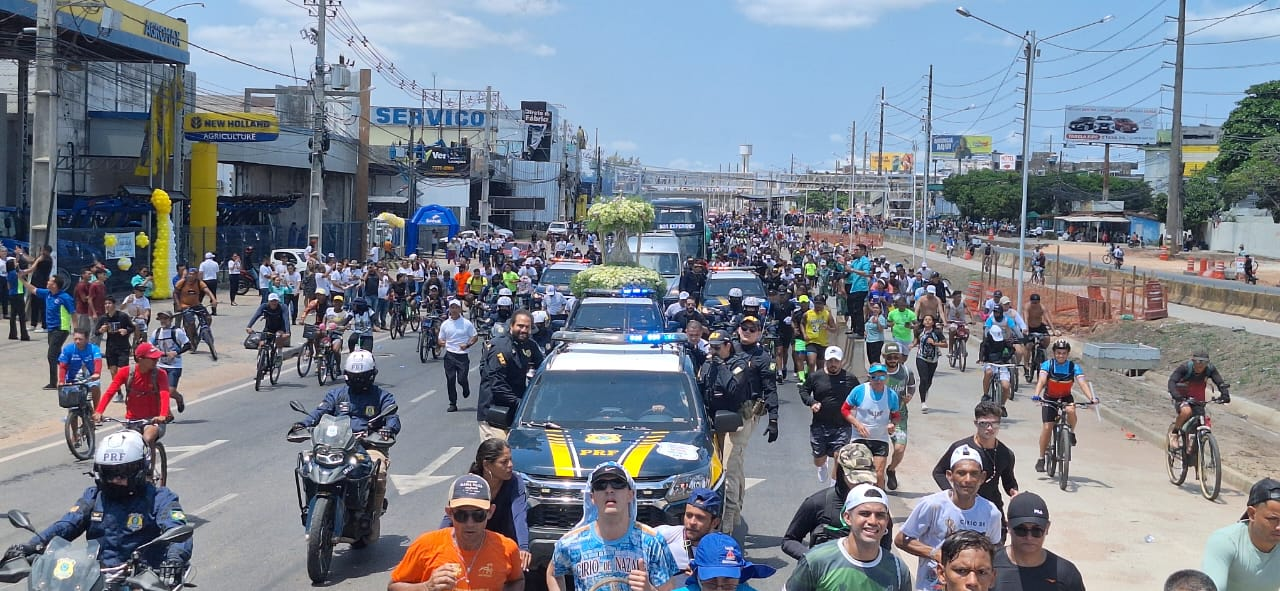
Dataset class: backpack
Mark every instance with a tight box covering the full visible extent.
[124,367,162,400]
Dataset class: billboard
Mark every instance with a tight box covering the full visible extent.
[931,135,992,159]
[1064,105,1159,145]
[183,113,279,142]
[867,152,914,173]
[998,154,1017,170]
[521,101,554,162]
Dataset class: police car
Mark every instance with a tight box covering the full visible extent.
[536,258,592,295]
[702,267,767,313]
[562,288,666,333]
[483,331,742,566]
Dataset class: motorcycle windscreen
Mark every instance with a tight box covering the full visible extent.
[29,536,103,591]
[312,414,356,450]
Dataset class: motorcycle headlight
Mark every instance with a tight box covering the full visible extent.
[314,447,347,466]
[665,471,711,503]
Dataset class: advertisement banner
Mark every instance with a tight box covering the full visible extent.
[867,152,914,173]
[931,135,992,159]
[183,113,280,142]
[105,232,135,259]
[998,154,1017,171]
[1064,105,1159,145]
[421,145,471,176]
[521,101,553,162]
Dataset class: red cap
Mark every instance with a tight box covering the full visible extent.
[134,342,163,360]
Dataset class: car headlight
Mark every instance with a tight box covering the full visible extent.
[666,471,711,503]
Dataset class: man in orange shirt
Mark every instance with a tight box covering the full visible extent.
[455,267,472,299]
[389,474,523,591]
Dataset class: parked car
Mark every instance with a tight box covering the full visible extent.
[1093,115,1115,134]
[1068,117,1095,131]
[1114,117,1139,133]
[470,222,514,239]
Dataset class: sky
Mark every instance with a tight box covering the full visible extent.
[181,0,1280,174]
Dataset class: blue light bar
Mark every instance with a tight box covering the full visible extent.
[619,287,655,298]
[624,332,686,344]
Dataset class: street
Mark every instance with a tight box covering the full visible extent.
[0,318,1251,589]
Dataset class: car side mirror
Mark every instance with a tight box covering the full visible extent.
[713,410,743,434]
[485,406,512,429]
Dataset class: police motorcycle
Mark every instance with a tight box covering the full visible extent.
[0,509,195,591]
[286,400,398,583]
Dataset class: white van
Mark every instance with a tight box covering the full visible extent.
[626,231,683,293]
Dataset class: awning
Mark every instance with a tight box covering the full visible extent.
[1059,215,1130,223]
[369,195,409,204]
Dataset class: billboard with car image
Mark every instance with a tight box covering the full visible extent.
[1064,105,1159,145]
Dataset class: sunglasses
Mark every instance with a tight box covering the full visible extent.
[452,508,488,523]
[975,420,1001,430]
[871,375,888,382]
[739,325,760,333]
[1011,526,1045,538]
[592,479,630,492]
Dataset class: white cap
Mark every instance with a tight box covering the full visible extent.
[824,346,844,361]
[204,252,215,259]
[408,253,417,260]
[678,291,690,300]
[447,299,462,308]
[497,296,513,306]
[989,325,1005,342]
[267,293,280,302]
[842,483,889,512]
[327,252,336,258]
[950,444,985,470]
[926,285,936,294]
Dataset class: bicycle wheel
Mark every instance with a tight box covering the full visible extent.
[959,347,967,372]
[1056,425,1072,491]
[151,443,168,487]
[1102,254,1113,265]
[270,346,283,385]
[418,329,429,363]
[1198,431,1222,501]
[297,343,314,377]
[255,347,268,391]
[1166,423,1189,485]
[202,327,218,362]
[329,352,342,382]
[64,408,94,460]
[317,351,330,386]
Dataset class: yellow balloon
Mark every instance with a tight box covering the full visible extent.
[135,233,150,249]
[117,257,132,271]
[104,234,118,248]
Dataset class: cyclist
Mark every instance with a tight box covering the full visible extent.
[1032,248,1047,282]
[1023,293,1053,353]
[388,274,411,322]
[982,289,1003,319]
[348,297,376,352]
[1167,349,1231,451]
[1030,340,1098,473]
[979,325,1016,417]
[945,235,957,259]
[994,297,1028,368]
[945,291,970,351]
[58,328,104,409]
[246,292,291,357]
[323,295,350,358]
[95,342,173,456]
[122,284,152,337]
[1111,243,1125,269]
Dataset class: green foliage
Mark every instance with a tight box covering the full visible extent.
[1216,80,1280,176]
[1182,168,1225,229]
[941,169,1022,219]
[942,169,1153,220]
[569,265,664,298]
[1221,136,1280,220]
[798,190,841,212]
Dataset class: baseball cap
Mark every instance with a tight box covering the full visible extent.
[156,311,173,320]
[999,296,1012,305]
[204,252,214,259]
[678,291,690,300]
[134,342,163,360]
[950,444,985,470]
[1007,492,1050,528]
[824,346,844,361]
[1030,293,1041,301]
[842,483,890,513]
[590,464,630,487]
[989,325,1005,342]
[797,295,810,303]
[1191,348,1210,361]
[447,299,462,308]
[686,487,722,517]
[448,474,491,509]
[869,363,888,375]
[836,442,878,486]
[688,533,776,583]
[882,342,902,357]
[739,315,760,327]
[267,293,280,302]
[926,285,937,294]
[328,252,337,259]
[1245,478,1280,519]
[132,283,145,291]
[707,331,731,345]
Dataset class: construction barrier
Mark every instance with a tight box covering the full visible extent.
[1185,258,1195,275]
[1143,280,1168,320]
[1159,246,1169,261]
[1213,261,1226,279]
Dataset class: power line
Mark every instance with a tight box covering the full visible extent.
[1185,0,1268,36]
[1038,0,1169,63]
[1039,21,1168,80]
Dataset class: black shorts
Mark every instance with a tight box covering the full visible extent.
[853,438,890,457]
[809,423,852,458]
[105,348,131,368]
[1041,395,1075,423]
[805,343,826,356]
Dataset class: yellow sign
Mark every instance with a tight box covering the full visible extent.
[1184,162,1208,176]
[868,152,915,173]
[183,113,280,142]
[1183,145,1219,154]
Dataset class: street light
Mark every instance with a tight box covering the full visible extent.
[162,2,205,14]
[955,6,1111,310]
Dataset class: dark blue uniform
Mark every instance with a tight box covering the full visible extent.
[31,485,192,568]
[299,385,402,435]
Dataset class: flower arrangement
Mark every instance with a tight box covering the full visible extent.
[569,265,664,298]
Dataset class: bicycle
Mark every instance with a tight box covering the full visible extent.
[315,329,343,386]
[253,331,282,391]
[1022,333,1049,384]
[982,363,1017,415]
[58,373,97,461]
[1167,397,1226,501]
[418,312,443,363]
[405,298,421,333]
[1033,396,1096,491]
[1101,251,1113,265]
[101,417,167,487]
[1030,265,1046,286]
[388,302,406,340]
[180,305,218,361]
[947,321,969,372]
[297,324,318,377]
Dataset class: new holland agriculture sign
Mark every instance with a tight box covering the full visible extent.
[183,113,280,142]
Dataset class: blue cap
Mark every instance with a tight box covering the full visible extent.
[688,533,776,583]
[869,363,888,374]
[686,488,722,517]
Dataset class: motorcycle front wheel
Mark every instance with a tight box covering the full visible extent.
[306,496,336,583]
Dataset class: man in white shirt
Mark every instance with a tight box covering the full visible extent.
[543,285,568,322]
[198,253,221,315]
[666,292,691,320]
[438,299,478,413]
[257,260,274,305]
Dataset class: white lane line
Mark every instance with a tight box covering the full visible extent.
[412,389,437,403]
[167,440,229,467]
[186,381,253,408]
[192,493,239,516]
[0,424,123,465]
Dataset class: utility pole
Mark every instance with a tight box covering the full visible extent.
[922,65,934,265]
[407,123,417,216]
[306,0,329,255]
[849,120,856,221]
[29,0,57,271]
[1166,0,1187,253]
[478,85,493,227]
[877,87,885,176]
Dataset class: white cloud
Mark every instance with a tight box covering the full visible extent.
[1186,4,1280,40]
[667,158,712,171]
[607,140,639,152]
[736,0,939,30]
[474,0,563,16]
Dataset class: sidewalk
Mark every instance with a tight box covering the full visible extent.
[0,291,304,452]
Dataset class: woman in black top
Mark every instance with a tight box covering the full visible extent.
[915,314,945,405]
[440,438,531,570]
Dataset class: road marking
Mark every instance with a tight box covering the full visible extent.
[390,445,464,495]
[0,424,122,465]
[412,389,437,403]
[186,381,253,408]
[167,440,229,466]
[192,493,238,516]
[745,477,765,490]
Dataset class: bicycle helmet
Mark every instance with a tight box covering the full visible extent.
[344,348,378,390]
[94,430,148,500]
[496,296,513,307]
[498,288,513,297]
[728,287,743,298]
[743,296,761,308]
[1051,339,1070,351]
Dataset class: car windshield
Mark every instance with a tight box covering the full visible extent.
[637,253,681,276]
[539,268,582,286]
[521,371,695,429]
[704,277,766,299]
[568,302,662,331]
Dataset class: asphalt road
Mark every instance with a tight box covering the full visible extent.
[0,326,1255,589]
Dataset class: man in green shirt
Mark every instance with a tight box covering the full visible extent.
[501,263,520,293]
[886,297,917,355]
[1203,477,1280,591]
[784,483,911,590]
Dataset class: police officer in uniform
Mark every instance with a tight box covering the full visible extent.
[5,430,193,582]
[478,310,545,442]
[698,330,752,425]
[722,313,779,536]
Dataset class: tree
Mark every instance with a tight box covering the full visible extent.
[798,190,840,212]
[941,169,1023,220]
[1221,136,1280,220]
[1181,168,1225,230]
[1216,80,1280,176]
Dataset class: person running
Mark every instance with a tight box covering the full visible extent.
[655,488,722,573]
[784,484,911,591]
[799,346,857,484]
[803,296,838,379]
[841,363,901,489]
[677,532,775,591]
[864,301,888,365]
[1030,340,1097,472]
[439,299,479,413]
[149,311,188,414]
[895,446,1002,591]
[934,530,998,591]
[913,314,944,410]
[880,343,917,491]
[886,296,916,355]
[547,462,680,591]
[993,492,1086,591]
[781,442,886,560]
[931,402,1018,538]
[96,297,136,400]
